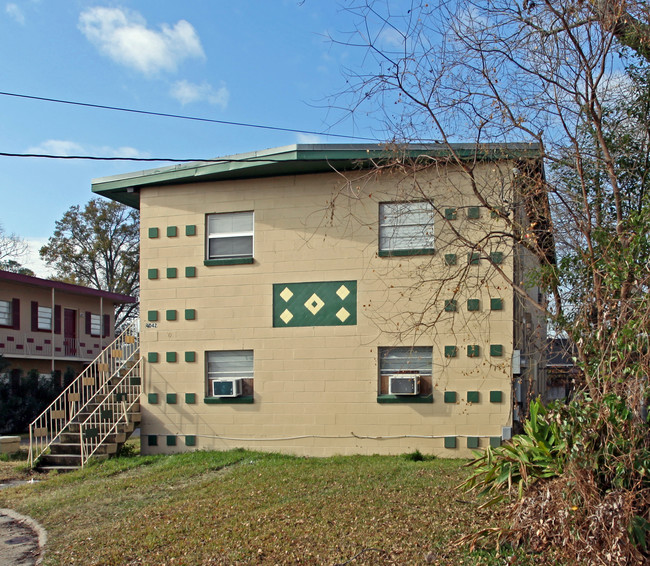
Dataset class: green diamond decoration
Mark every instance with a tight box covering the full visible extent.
[273,281,357,327]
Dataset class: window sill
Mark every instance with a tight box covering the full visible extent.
[378,248,435,257]
[377,395,433,403]
[204,258,254,266]
[204,395,254,404]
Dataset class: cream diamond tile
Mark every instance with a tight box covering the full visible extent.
[304,293,325,315]
[336,285,350,300]
[280,287,294,302]
[280,309,294,324]
[336,307,350,322]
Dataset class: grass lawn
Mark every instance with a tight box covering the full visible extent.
[0,446,538,565]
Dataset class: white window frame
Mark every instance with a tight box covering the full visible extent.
[379,201,435,254]
[379,346,433,378]
[206,211,254,261]
[206,350,254,397]
[90,314,102,337]
[38,306,52,331]
[0,300,11,326]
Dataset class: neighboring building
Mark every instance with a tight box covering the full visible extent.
[546,337,580,401]
[92,143,549,457]
[0,269,137,377]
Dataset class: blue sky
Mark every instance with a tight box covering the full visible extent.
[0,1,390,275]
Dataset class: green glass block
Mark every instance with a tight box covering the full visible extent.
[444,208,457,220]
[491,206,506,219]
[444,437,457,449]
[490,344,504,357]
[148,435,158,446]
[467,299,480,312]
[166,267,177,279]
[166,310,177,321]
[444,299,457,312]
[490,251,504,265]
[147,352,158,363]
[185,393,196,404]
[184,309,196,321]
[147,311,158,322]
[467,437,480,449]
[185,266,196,278]
[490,298,503,311]
[148,393,158,404]
[167,226,177,237]
[444,253,457,266]
[467,206,480,219]
[148,227,159,239]
[166,352,177,363]
[166,393,177,404]
[467,345,480,358]
[490,390,503,403]
[166,435,177,447]
[468,252,480,265]
[147,268,158,280]
[185,435,196,447]
[185,225,196,236]
[444,345,457,358]
[444,391,457,403]
[490,437,502,448]
[185,351,196,363]
[467,391,480,403]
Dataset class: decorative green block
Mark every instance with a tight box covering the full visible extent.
[148,227,159,238]
[444,299,457,312]
[468,252,480,265]
[444,208,457,220]
[467,391,480,403]
[185,351,196,363]
[167,226,177,237]
[148,435,158,446]
[147,352,158,363]
[166,352,177,363]
[491,207,506,219]
[468,206,480,219]
[490,298,503,311]
[147,268,158,280]
[100,409,113,420]
[166,393,177,404]
[490,251,504,265]
[185,393,196,404]
[185,224,196,236]
[467,437,480,449]
[185,435,196,447]
[467,299,480,312]
[490,344,504,357]
[166,435,177,447]
[490,390,503,403]
[444,391,457,403]
[115,393,127,402]
[129,377,141,386]
[148,393,158,404]
[166,310,177,321]
[185,266,196,278]
[166,267,177,279]
[147,311,158,322]
[184,309,196,321]
[444,345,457,358]
[444,253,457,266]
[444,437,457,449]
[467,345,480,358]
[490,437,502,448]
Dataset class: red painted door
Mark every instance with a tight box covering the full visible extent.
[64,309,76,356]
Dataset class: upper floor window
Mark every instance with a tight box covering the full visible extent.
[90,314,102,337]
[38,306,52,331]
[379,202,435,256]
[0,300,11,326]
[206,211,254,265]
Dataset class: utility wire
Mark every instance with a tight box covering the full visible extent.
[0,90,380,142]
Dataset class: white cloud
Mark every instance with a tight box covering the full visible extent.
[78,7,205,76]
[296,133,324,144]
[27,139,149,159]
[170,80,229,108]
[6,3,25,24]
[23,238,51,279]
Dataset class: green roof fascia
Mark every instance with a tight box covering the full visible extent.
[91,143,542,209]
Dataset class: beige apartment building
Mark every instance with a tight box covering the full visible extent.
[92,143,548,457]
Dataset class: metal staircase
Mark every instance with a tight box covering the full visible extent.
[28,321,142,471]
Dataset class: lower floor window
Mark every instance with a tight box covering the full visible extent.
[206,350,254,398]
[378,346,433,397]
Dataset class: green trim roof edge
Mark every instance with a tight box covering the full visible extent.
[91,142,542,209]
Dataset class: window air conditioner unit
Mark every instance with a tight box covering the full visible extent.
[388,374,420,395]
[212,378,243,398]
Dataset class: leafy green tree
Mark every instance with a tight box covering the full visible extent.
[0,259,34,276]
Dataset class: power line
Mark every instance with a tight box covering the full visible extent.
[0,90,380,142]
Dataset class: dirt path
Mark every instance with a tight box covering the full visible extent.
[0,508,46,566]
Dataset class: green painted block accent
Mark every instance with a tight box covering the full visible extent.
[166,310,177,321]
[444,391,457,403]
[100,409,113,420]
[148,435,158,447]
[467,299,480,312]
[166,393,177,405]
[185,393,196,404]
[490,437,502,448]
[166,267,177,279]
[468,252,480,265]
[490,344,504,357]
[147,268,158,280]
[83,427,99,439]
[115,393,127,402]
[378,248,435,257]
[148,227,159,238]
[147,310,158,322]
[204,396,255,404]
[444,437,457,449]
[491,298,503,311]
[444,345,457,358]
[148,393,158,404]
[444,208,457,220]
[273,280,357,327]
[490,251,504,265]
[467,206,480,219]
[467,391,480,403]
[376,395,433,404]
[491,206,506,219]
[444,299,457,312]
[166,435,177,447]
[184,309,196,321]
[490,390,503,403]
[444,253,457,266]
[467,345,480,358]
[185,435,196,447]
[185,266,196,278]
[185,224,196,236]
[166,352,177,363]
[467,437,480,449]
[167,226,177,237]
[185,351,196,363]
[147,352,158,363]
[204,257,254,266]
[129,377,141,386]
